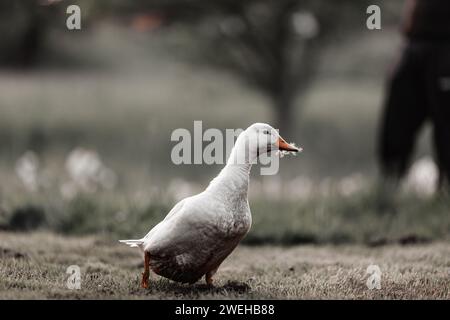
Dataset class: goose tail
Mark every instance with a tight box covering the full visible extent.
[119,239,145,248]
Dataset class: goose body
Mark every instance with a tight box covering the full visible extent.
[120,123,300,286]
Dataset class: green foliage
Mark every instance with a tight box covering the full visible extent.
[8,205,47,231]
[2,188,449,245]
[247,191,450,245]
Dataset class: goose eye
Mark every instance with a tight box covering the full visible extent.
[263,129,270,135]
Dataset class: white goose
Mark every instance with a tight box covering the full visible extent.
[120,123,301,288]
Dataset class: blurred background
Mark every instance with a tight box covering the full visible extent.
[0,0,448,245]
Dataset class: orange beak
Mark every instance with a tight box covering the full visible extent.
[277,137,302,152]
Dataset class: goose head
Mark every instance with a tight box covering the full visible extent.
[242,123,302,157]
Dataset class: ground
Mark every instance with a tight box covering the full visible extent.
[0,232,448,299]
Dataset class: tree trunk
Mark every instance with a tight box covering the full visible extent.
[274,92,294,138]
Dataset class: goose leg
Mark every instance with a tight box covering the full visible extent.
[141,251,150,289]
[205,268,218,286]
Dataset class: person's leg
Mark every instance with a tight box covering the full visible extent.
[378,43,428,182]
[428,44,450,189]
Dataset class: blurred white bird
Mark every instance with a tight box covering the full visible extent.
[120,123,301,288]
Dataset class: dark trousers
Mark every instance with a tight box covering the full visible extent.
[378,41,450,187]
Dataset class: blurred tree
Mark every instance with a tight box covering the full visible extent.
[0,0,101,67]
[0,0,46,67]
[111,0,375,134]
[0,0,383,132]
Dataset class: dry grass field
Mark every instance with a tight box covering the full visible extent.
[0,232,448,299]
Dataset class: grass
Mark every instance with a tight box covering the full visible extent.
[0,231,448,299]
[1,188,449,246]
